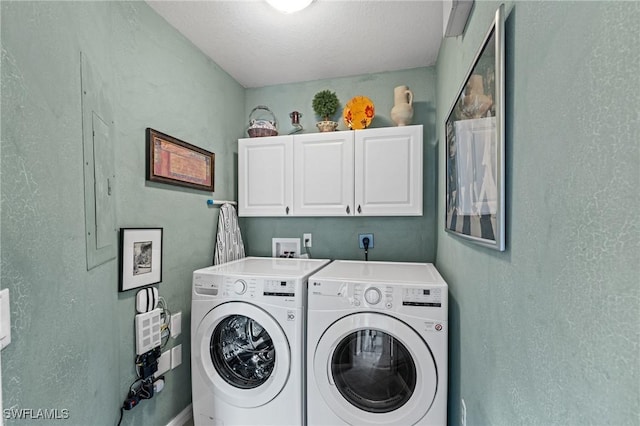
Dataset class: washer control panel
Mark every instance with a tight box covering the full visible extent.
[194,272,305,307]
[193,273,220,295]
[402,287,443,307]
[232,279,248,295]
[223,277,257,298]
[262,279,295,297]
[194,276,298,298]
[364,287,382,305]
[352,284,394,309]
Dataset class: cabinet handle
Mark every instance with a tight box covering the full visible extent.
[357,205,362,214]
[286,206,290,215]
[346,206,350,214]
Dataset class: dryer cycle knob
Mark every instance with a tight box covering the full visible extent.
[364,287,382,305]
[233,280,247,295]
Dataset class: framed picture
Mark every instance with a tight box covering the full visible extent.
[119,228,163,292]
[146,128,215,192]
[445,4,505,251]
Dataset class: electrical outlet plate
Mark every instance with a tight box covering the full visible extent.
[171,344,182,369]
[358,233,374,249]
[0,288,11,349]
[303,233,312,248]
[170,311,182,338]
[155,350,171,378]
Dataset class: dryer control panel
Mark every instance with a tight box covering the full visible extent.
[309,280,447,316]
[352,284,394,309]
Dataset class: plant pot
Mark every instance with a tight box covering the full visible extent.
[316,121,338,132]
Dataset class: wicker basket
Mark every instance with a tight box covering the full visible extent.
[248,127,278,138]
[247,105,278,137]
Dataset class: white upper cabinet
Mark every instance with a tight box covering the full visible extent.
[355,125,423,216]
[293,132,354,216]
[238,136,293,216]
[238,125,422,217]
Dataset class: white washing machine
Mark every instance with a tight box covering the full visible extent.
[306,260,448,426]
[192,256,330,426]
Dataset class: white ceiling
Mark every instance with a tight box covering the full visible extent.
[146,0,444,88]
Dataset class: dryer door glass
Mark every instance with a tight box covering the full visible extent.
[331,330,416,413]
[210,314,275,389]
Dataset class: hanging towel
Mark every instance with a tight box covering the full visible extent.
[213,203,246,265]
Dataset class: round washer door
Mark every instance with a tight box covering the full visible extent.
[194,301,291,408]
[313,313,437,425]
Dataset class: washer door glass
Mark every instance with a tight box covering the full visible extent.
[211,314,275,389]
[313,313,437,425]
[195,302,291,408]
[331,329,416,413]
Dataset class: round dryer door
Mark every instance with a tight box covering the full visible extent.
[194,301,291,408]
[313,313,437,425]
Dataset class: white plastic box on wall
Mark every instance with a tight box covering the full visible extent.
[0,288,11,421]
[272,238,301,258]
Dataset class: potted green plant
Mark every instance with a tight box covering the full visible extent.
[312,90,340,132]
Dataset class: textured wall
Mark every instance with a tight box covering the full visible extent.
[436,1,640,425]
[242,68,438,262]
[1,2,244,425]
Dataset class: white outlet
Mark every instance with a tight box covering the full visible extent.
[171,344,182,369]
[303,233,312,248]
[155,350,171,378]
[461,398,467,426]
[0,288,11,349]
[170,311,182,338]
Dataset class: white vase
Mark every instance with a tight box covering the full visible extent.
[391,85,414,126]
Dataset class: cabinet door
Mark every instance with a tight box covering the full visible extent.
[238,136,293,217]
[354,125,423,216]
[293,132,354,216]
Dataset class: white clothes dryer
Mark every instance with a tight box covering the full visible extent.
[192,257,330,426]
[306,260,448,426]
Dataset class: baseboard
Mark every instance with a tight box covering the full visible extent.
[166,404,193,426]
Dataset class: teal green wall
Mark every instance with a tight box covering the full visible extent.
[242,68,438,262]
[436,2,639,425]
[3,1,639,425]
[1,2,244,425]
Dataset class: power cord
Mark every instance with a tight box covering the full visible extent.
[119,376,155,424]
[158,297,172,348]
[363,237,370,261]
[120,295,172,423]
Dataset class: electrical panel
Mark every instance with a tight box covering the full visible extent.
[81,52,116,270]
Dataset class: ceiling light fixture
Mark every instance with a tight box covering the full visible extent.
[266,0,314,14]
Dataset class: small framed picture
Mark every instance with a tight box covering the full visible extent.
[119,228,163,292]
